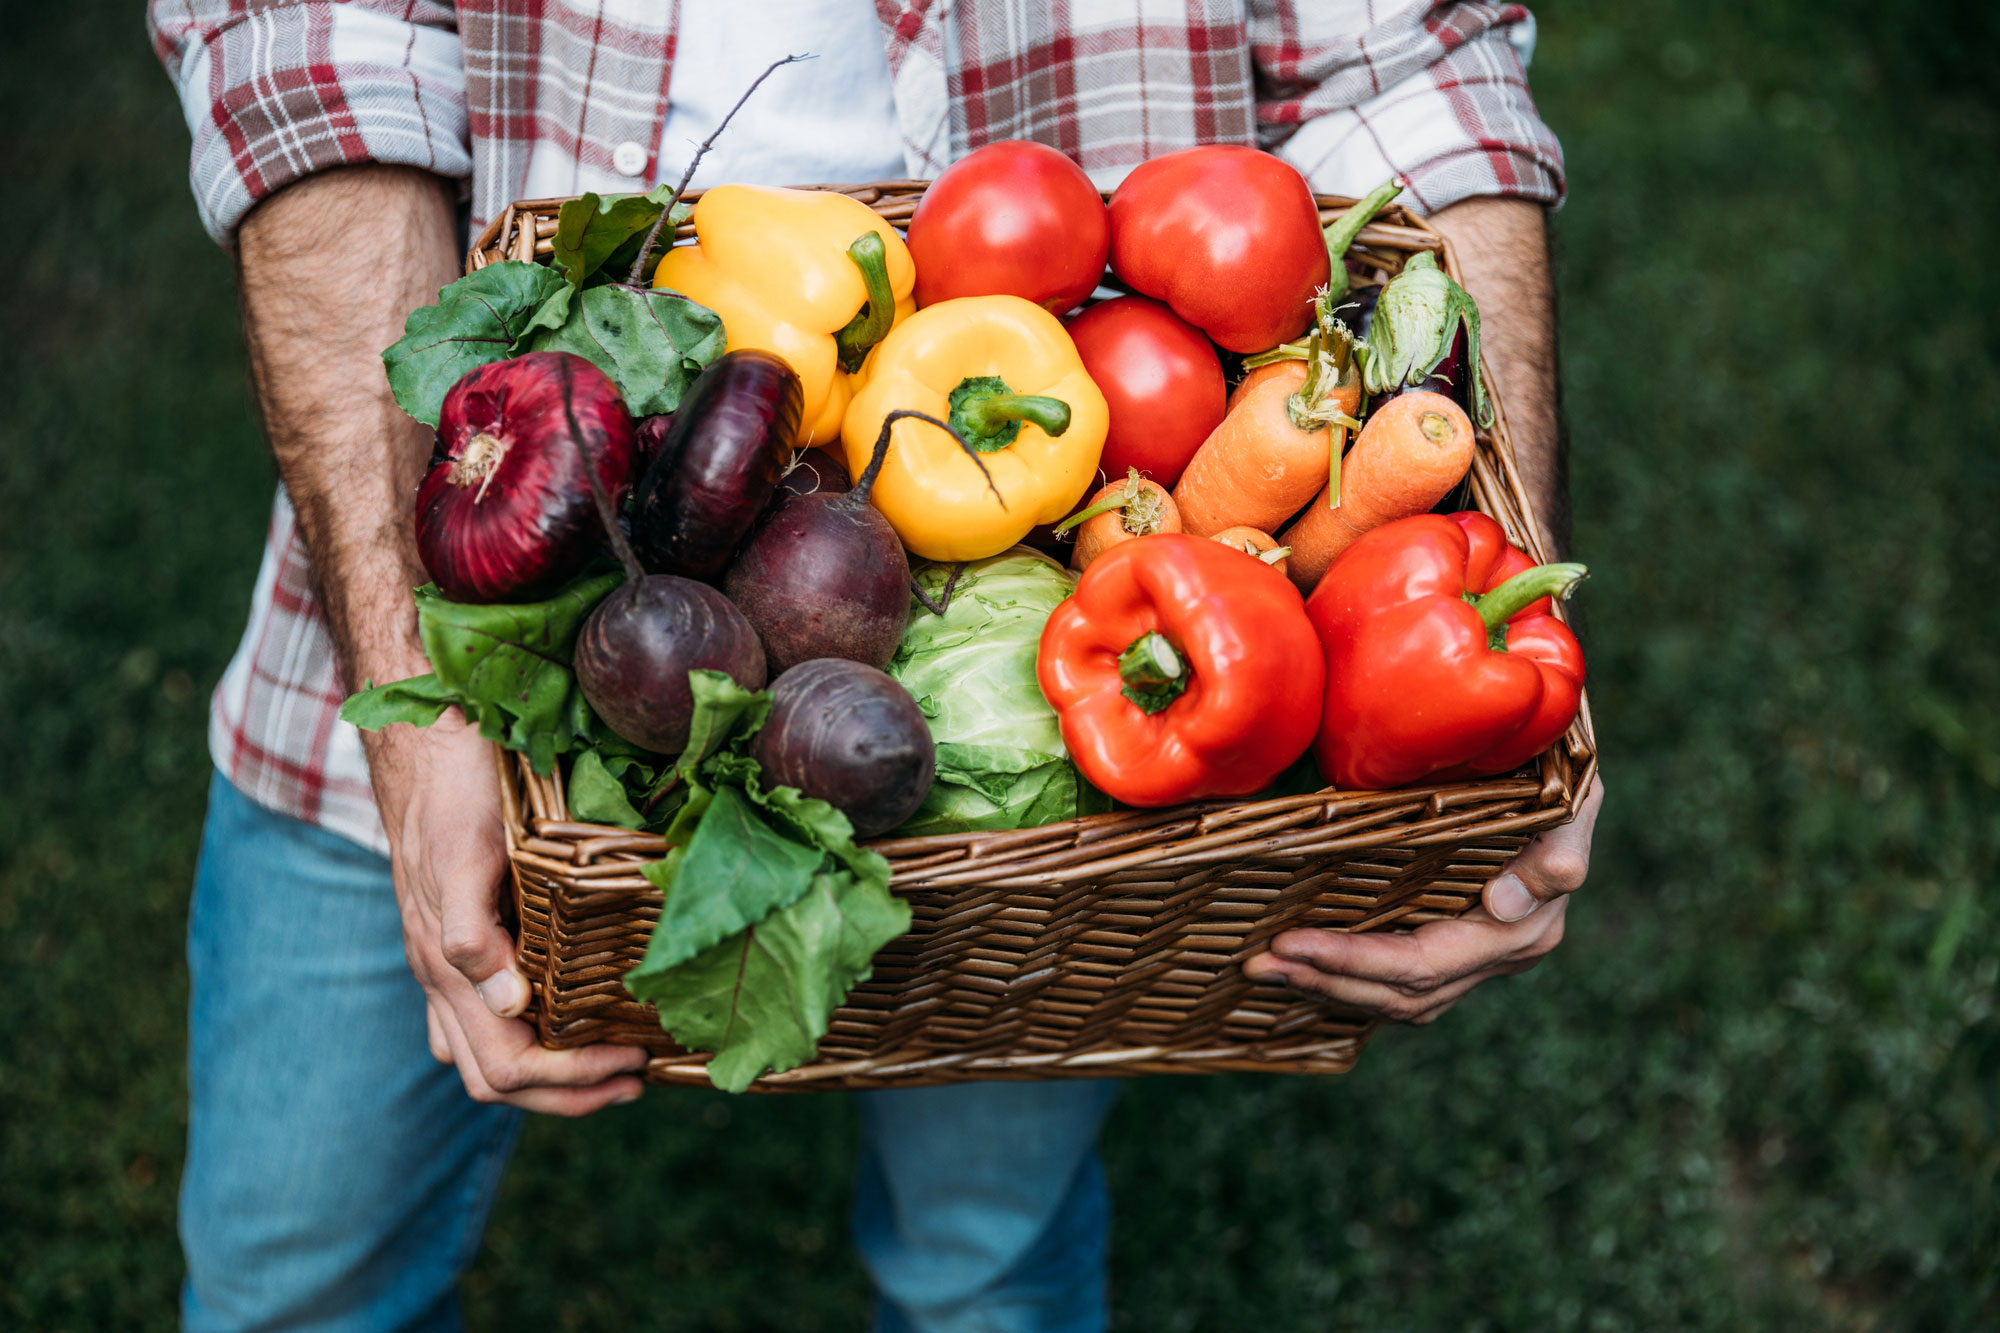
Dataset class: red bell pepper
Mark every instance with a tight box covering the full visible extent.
[1307,512,1586,790]
[1107,146,1330,354]
[1037,534,1324,806]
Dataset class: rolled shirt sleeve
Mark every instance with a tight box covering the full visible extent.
[1251,1,1565,214]
[147,0,471,245]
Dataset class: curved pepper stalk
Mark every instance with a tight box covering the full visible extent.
[834,232,896,372]
[946,375,1073,452]
[1320,176,1405,303]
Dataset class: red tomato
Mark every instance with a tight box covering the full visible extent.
[1107,146,1330,353]
[908,141,1110,314]
[1064,296,1224,489]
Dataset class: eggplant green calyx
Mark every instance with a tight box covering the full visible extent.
[834,232,896,372]
[1357,250,1492,427]
[1322,176,1405,302]
[947,375,1073,452]
[1465,561,1587,651]
[1117,632,1188,714]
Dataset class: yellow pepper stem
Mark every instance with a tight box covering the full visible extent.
[834,232,895,372]
[946,375,1072,451]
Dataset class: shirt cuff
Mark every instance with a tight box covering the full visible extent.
[170,2,470,245]
[1266,26,1566,216]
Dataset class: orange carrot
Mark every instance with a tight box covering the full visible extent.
[1209,525,1290,580]
[1279,390,1475,593]
[1061,468,1181,571]
[1226,359,1298,413]
[1173,350,1363,538]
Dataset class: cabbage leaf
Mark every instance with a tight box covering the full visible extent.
[887,549,1090,836]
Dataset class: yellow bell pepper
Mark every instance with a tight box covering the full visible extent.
[654,185,916,447]
[842,295,1108,562]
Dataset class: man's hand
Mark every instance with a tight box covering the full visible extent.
[1243,777,1601,1022]
[1244,197,1600,1024]
[371,717,648,1113]
[237,164,645,1111]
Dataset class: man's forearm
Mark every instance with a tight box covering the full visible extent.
[1425,198,1566,554]
[235,165,460,689]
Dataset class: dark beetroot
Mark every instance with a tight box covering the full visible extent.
[575,577,766,754]
[415,352,636,603]
[724,412,927,673]
[633,350,802,578]
[752,660,935,838]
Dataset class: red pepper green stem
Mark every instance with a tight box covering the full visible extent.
[834,232,895,372]
[1322,177,1404,301]
[1117,632,1188,714]
[1469,561,1588,635]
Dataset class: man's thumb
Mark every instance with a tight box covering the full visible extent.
[439,882,528,1017]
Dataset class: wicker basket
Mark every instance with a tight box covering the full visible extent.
[470,182,1598,1091]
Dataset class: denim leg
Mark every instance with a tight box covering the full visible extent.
[853,1079,1121,1333]
[180,773,523,1332]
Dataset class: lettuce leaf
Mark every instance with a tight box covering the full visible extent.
[381,261,570,427]
[551,187,690,287]
[380,189,717,425]
[619,682,910,1092]
[628,864,909,1093]
[523,283,724,417]
[340,571,621,773]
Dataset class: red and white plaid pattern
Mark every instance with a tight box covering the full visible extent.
[151,0,1564,853]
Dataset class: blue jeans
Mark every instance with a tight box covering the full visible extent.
[182,773,1117,1331]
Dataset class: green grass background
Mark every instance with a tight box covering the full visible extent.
[3,2,1997,1327]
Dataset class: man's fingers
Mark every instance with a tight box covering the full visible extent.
[1257,899,1568,996]
[1485,774,1603,922]
[434,1004,648,1116]
[1246,953,1531,1024]
[425,1002,453,1065]
[448,989,651,1090]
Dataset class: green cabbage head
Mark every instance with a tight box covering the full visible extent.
[887,548,1100,837]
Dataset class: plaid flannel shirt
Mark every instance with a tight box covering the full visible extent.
[150,0,1565,854]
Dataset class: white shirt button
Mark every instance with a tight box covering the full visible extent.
[612,140,649,177]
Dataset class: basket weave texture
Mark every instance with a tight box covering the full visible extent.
[471,181,1598,1091]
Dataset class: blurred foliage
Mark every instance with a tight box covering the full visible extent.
[2,1,1996,1328]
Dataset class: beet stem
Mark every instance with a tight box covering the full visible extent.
[909,561,968,617]
[624,53,813,286]
[558,360,647,586]
[853,409,1005,509]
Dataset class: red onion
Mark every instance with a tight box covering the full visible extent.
[415,352,637,604]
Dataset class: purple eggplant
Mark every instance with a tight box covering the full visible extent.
[632,350,802,579]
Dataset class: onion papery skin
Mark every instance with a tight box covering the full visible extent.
[416,352,638,604]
